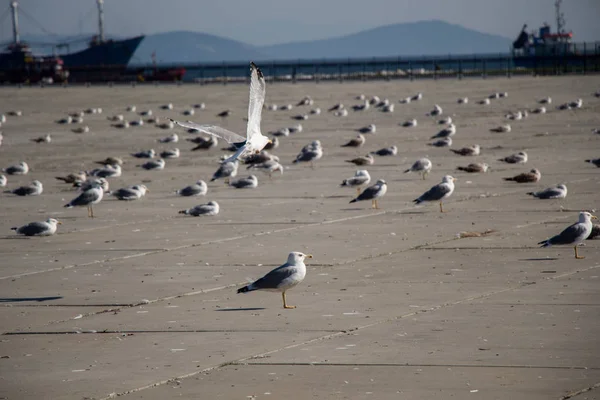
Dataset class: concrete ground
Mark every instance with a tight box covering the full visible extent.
[0,75,599,399]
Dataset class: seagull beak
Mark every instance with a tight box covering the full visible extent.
[268,139,273,144]
[592,215,598,220]
[57,221,63,225]
[453,178,457,182]
[306,254,313,258]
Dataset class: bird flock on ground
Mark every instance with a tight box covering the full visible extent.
[1,62,599,308]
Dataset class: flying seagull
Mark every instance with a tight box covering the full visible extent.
[171,63,271,163]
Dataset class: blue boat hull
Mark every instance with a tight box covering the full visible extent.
[61,36,144,67]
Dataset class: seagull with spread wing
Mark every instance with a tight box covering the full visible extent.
[171,62,271,163]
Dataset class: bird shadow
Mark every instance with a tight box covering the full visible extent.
[0,296,63,303]
[215,307,265,312]
[518,258,559,261]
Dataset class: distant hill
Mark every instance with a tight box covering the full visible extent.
[260,20,512,60]
[129,31,267,65]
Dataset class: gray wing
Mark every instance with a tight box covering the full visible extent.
[18,222,48,236]
[171,120,245,144]
[418,183,451,202]
[13,186,35,196]
[231,178,253,188]
[247,62,266,139]
[535,187,562,199]
[295,150,318,162]
[547,223,589,245]
[356,185,381,201]
[344,176,369,187]
[114,188,138,199]
[70,189,100,206]
[178,185,201,196]
[252,264,297,290]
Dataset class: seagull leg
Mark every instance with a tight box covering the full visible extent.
[225,178,230,185]
[356,188,361,196]
[371,200,376,209]
[375,199,380,209]
[90,205,95,218]
[439,201,444,213]
[282,292,296,309]
[310,162,315,170]
[575,246,584,259]
[87,206,91,218]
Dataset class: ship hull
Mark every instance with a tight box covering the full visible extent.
[60,36,144,67]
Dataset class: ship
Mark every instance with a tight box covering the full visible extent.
[512,0,578,69]
[0,0,145,83]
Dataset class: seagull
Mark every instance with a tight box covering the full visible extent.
[428,104,442,116]
[64,183,104,218]
[404,158,432,179]
[345,154,374,166]
[272,128,290,137]
[264,136,279,150]
[381,104,394,113]
[237,252,312,309]
[499,151,528,164]
[340,170,371,195]
[112,184,149,200]
[457,163,489,173]
[56,171,87,184]
[369,96,380,105]
[341,134,365,148]
[160,103,174,110]
[289,124,303,134]
[402,119,417,128]
[179,201,220,216]
[585,158,600,168]
[3,161,29,175]
[278,104,293,111]
[400,97,411,104]
[160,148,180,159]
[291,114,308,121]
[7,110,22,117]
[457,97,469,104]
[293,141,323,168]
[171,63,271,163]
[490,124,511,133]
[243,151,278,166]
[182,108,195,116]
[328,103,344,112]
[539,97,552,104]
[431,124,456,139]
[211,160,239,183]
[411,93,423,101]
[531,106,547,114]
[296,96,313,106]
[131,149,156,159]
[11,218,61,237]
[538,212,597,259]
[478,98,491,105]
[569,99,583,109]
[527,184,567,199]
[77,177,109,193]
[371,145,398,156]
[107,114,124,122]
[158,133,178,143]
[190,136,218,150]
[451,144,480,156]
[31,134,51,144]
[56,116,73,124]
[413,175,456,213]
[126,105,137,112]
[129,118,144,127]
[247,160,283,178]
[157,120,175,130]
[376,99,390,108]
[506,111,523,120]
[438,116,452,125]
[230,175,258,189]
[193,103,206,109]
[139,110,153,116]
[352,100,370,111]
[357,124,376,134]
[112,121,130,129]
[334,109,349,117]
[72,126,90,134]
[349,179,387,209]
[0,174,6,187]
[8,180,43,196]
[176,180,208,196]
[309,107,321,115]
[139,159,165,170]
[89,164,121,178]
[503,168,541,183]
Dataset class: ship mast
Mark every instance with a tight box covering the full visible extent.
[555,0,566,34]
[97,0,105,42]
[10,1,20,45]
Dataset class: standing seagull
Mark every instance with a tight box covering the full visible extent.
[350,179,387,209]
[413,175,456,213]
[538,212,597,259]
[172,63,271,163]
[211,160,239,184]
[293,141,323,168]
[340,170,371,195]
[11,218,61,237]
[64,183,104,218]
[404,158,432,179]
[237,252,312,309]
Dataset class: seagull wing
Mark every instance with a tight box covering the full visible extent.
[546,223,589,245]
[247,62,266,140]
[170,120,245,144]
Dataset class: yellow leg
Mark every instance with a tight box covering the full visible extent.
[371,199,376,209]
[282,292,296,309]
[310,162,315,170]
[375,199,380,209]
[439,201,444,213]
[575,246,584,259]
[90,205,95,218]
[356,187,361,196]
[225,178,230,185]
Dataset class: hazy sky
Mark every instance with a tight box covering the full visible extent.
[1,0,599,45]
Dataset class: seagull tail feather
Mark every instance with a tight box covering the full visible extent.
[538,239,551,248]
[237,284,256,294]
